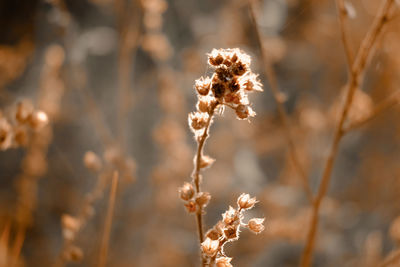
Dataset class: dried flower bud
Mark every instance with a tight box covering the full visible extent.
[224,225,239,240]
[29,110,49,130]
[197,99,209,113]
[211,82,226,98]
[189,112,209,131]
[240,73,263,92]
[83,151,103,172]
[235,105,255,120]
[228,78,240,93]
[196,96,216,114]
[179,182,194,201]
[195,77,212,96]
[216,257,233,267]
[195,192,211,207]
[206,228,221,240]
[222,206,238,225]
[201,237,219,257]
[208,49,224,66]
[237,193,257,210]
[248,218,265,234]
[184,200,197,213]
[199,155,215,169]
[232,61,247,76]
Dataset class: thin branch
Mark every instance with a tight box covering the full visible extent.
[336,0,355,68]
[247,0,313,203]
[98,171,119,267]
[191,102,218,267]
[192,103,218,243]
[115,0,142,150]
[300,1,396,267]
[344,90,400,133]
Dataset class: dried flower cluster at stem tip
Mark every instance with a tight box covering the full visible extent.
[188,48,263,138]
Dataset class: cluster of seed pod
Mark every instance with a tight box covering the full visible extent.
[182,49,264,267]
[0,100,48,150]
[179,182,211,213]
[201,194,265,266]
[188,48,262,137]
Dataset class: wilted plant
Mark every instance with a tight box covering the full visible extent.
[179,48,264,266]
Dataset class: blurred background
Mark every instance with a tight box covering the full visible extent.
[0,0,400,266]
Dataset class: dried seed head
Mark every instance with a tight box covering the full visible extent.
[240,73,263,92]
[208,49,224,66]
[211,82,226,98]
[195,77,212,96]
[83,151,103,172]
[178,182,194,201]
[224,225,239,240]
[235,105,255,120]
[232,61,247,76]
[196,95,216,114]
[237,193,257,210]
[28,110,49,130]
[201,237,219,257]
[222,206,238,225]
[206,228,221,240]
[184,200,197,213]
[216,257,233,267]
[199,155,215,169]
[197,99,210,113]
[248,218,265,234]
[188,112,209,131]
[195,192,211,207]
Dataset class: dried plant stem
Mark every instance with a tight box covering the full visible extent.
[378,248,400,267]
[115,0,141,149]
[344,90,400,132]
[98,171,119,267]
[10,226,25,267]
[248,1,313,203]
[300,1,395,266]
[192,103,218,246]
[336,0,355,68]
